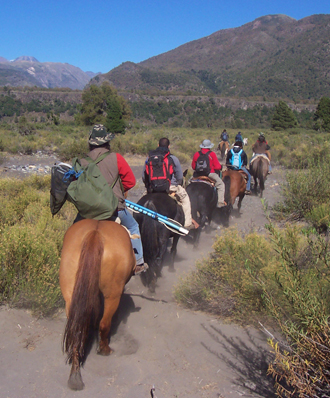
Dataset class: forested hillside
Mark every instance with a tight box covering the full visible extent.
[94,14,330,101]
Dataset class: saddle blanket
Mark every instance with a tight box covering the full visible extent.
[250,153,270,165]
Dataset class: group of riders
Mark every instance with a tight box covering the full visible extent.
[74,124,272,275]
[219,129,271,194]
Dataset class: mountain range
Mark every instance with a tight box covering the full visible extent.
[1,13,329,103]
[0,56,96,90]
[93,13,330,102]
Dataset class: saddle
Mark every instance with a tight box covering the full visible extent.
[189,175,216,187]
[225,166,249,182]
[238,169,249,182]
[250,153,270,165]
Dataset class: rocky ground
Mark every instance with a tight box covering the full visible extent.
[0,152,283,398]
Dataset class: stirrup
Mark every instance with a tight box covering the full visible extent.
[134,263,149,275]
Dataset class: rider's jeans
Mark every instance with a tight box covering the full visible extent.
[118,208,144,265]
[241,166,251,191]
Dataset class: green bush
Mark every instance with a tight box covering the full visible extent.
[274,150,330,221]
[174,228,278,319]
[0,175,75,315]
[175,223,330,397]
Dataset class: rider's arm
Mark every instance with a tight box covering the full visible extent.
[226,151,231,165]
[191,152,199,170]
[170,155,183,185]
[242,152,248,167]
[210,151,222,171]
[116,153,136,192]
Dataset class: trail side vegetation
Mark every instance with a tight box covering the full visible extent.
[175,150,330,397]
[0,175,76,316]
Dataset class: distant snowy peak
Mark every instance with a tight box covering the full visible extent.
[12,56,40,63]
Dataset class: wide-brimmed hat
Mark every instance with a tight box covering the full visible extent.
[234,141,243,147]
[200,139,214,149]
[88,124,115,146]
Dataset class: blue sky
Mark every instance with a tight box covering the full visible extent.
[0,0,329,74]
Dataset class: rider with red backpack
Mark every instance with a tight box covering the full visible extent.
[143,137,198,230]
[191,139,226,207]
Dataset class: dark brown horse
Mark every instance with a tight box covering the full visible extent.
[218,140,229,160]
[249,155,269,197]
[186,177,232,247]
[60,219,135,390]
[222,168,247,212]
[134,193,184,292]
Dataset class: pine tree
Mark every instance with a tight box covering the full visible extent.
[271,100,298,130]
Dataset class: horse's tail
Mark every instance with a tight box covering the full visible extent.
[221,174,232,226]
[223,175,231,205]
[63,229,103,363]
[140,200,159,265]
[257,159,265,192]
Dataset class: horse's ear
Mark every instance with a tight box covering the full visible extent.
[183,169,188,177]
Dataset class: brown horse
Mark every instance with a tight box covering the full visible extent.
[59,219,135,391]
[222,168,247,212]
[249,155,269,197]
[218,140,229,160]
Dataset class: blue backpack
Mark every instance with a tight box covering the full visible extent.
[229,149,243,169]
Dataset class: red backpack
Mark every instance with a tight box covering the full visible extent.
[145,148,174,193]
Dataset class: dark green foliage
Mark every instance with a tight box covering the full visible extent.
[271,100,298,130]
[131,97,297,129]
[105,98,126,134]
[0,93,77,120]
[314,96,330,131]
[0,95,23,117]
[75,82,131,134]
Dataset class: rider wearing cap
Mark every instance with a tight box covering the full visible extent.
[252,132,272,174]
[75,124,148,275]
[192,139,227,207]
[226,140,251,194]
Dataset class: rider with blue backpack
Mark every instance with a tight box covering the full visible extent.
[226,140,251,194]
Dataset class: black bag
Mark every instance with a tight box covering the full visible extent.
[50,162,75,215]
[145,148,173,193]
[195,150,211,176]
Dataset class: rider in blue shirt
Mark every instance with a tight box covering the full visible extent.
[226,141,251,194]
[235,131,243,143]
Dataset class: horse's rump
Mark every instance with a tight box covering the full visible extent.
[222,169,246,207]
[250,153,270,165]
[190,175,216,187]
[250,156,268,194]
[134,193,184,285]
[60,220,135,361]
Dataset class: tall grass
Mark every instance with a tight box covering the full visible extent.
[175,223,330,397]
[0,175,76,316]
[274,148,330,227]
[1,122,329,169]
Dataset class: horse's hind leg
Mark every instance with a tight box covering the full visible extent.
[168,235,180,272]
[68,349,84,391]
[98,295,121,356]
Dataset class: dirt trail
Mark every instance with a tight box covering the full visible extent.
[0,155,283,398]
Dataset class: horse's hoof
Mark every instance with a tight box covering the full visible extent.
[168,266,176,273]
[97,345,112,356]
[68,373,85,391]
